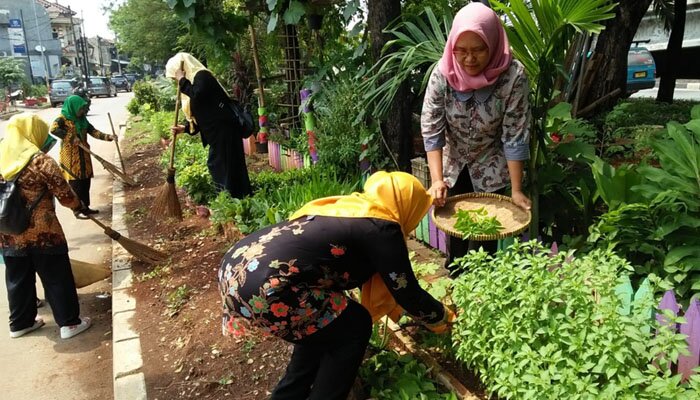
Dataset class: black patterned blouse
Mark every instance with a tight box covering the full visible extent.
[218,215,444,341]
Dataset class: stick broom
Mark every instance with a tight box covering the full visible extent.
[151,61,184,220]
[85,214,167,265]
[107,112,126,174]
[75,142,136,186]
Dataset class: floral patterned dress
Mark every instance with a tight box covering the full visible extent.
[219,215,444,342]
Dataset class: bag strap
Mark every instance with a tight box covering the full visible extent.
[14,152,48,213]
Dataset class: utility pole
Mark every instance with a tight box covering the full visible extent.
[31,0,50,88]
[68,6,88,84]
[80,12,90,77]
[19,10,35,84]
[97,36,104,75]
[115,36,122,75]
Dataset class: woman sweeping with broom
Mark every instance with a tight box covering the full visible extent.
[0,113,92,339]
[167,53,252,199]
[50,95,117,219]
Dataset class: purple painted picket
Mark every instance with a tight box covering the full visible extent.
[438,230,447,253]
[268,140,281,170]
[679,299,700,381]
[428,215,438,249]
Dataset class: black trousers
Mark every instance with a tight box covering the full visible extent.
[69,178,91,207]
[445,167,503,273]
[270,300,372,400]
[4,252,80,331]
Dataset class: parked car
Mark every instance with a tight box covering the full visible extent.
[49,79,79,107]
[111,75,131,92]
[87,76,117,98]
[123,73,140,86]
[627,45,656,93]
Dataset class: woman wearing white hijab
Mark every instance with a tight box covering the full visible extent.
[166,53,252,199]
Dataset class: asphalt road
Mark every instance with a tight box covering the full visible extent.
[0,93,133,400]
[631,87,700,101]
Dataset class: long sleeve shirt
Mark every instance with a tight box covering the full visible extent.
[421,60,531,192]
[51,115,112,180]
[0,154,80,256]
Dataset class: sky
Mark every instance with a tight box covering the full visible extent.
[56,0,122,40]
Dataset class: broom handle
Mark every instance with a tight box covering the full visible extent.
[107,112,126,173]
[75,141,113,167]
[168,61,184,170]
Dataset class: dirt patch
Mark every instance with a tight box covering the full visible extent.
[120,137,488,399]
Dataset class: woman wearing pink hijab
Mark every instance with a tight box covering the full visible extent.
[421,2,531,272]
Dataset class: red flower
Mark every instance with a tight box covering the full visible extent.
[330,245,346,257]
[226,318,246,337]
[270,302,290,317]
[330,293,348,312]
[305,325,318,335]
[551,132,562,143]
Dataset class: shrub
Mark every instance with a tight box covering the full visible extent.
[601,99,698,132]
[132,80,159,110]
[451,241,698,399]
[126,98,140,115]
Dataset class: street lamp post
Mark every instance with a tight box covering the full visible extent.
[31,1,50,89]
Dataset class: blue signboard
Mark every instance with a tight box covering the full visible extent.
[9,19,21,28]
[13,44,25,54]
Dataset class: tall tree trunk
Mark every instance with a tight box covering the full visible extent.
[656,0,686,103]
[367,0,413,171]
[578,0,653,115]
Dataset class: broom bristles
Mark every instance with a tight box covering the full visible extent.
[151,169,182,220]
[116,235,168,265]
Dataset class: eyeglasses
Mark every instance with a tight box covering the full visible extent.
[453,47,488,60]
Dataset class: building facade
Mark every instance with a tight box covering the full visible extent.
[0,0,62,83]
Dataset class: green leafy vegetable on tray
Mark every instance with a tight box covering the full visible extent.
[453,207,504,238]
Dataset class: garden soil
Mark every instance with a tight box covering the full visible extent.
[120,138,488,399]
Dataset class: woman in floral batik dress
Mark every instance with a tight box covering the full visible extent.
[218,171,455,400]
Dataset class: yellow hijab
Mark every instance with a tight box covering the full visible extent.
[290,171,432,322]
[165,52,227,126]
[0,113,48,180]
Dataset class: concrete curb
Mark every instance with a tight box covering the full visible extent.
[112,125,148,400]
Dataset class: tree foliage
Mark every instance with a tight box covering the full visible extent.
[109,0,187,65]
[0,57,26,92]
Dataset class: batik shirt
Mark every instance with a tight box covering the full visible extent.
[219,216,444,341]
[0,154,80,256]
[421,60,531,192]
[50,115,111,180]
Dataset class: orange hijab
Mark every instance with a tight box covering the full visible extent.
[290,171,432,322]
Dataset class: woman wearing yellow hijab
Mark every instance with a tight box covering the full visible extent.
[166,52,251,199]
[218,171,454,400]
[0,113,91,339]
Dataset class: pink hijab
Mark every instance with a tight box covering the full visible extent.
[438,3,512,92]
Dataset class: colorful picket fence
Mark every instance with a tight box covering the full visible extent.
[413,207,448,254]
[267,140,312,172]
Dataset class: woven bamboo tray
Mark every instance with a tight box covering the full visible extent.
[431,193,531,241]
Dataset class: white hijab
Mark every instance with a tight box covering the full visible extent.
[165,52,228,125]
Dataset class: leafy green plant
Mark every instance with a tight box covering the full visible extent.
[453,208,504,238]
[588,106,700,298]
[132,80,159,111]
[359,350,457,400]
[163,135,217,204]
[451,240,696,399]
[358,7,449,120]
